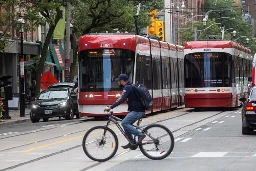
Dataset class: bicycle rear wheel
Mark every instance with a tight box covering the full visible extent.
[82,126,118,162]
[139,124,174,160]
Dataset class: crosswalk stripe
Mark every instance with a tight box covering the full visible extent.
[191,152,228,158]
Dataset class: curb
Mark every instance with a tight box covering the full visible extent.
[0,118,31,127]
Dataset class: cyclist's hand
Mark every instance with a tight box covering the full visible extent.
[104,106,111,112]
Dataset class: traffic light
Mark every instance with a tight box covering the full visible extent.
[147,10,157,35]
[156,20,164,41]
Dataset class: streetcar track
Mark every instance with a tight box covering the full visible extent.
[0,109,189,152]
[0,109,228,153]
[0,120,88,140]
[1,109,232,171]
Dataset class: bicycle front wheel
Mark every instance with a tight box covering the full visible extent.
[139,124,174,160]
[82,126,118,162]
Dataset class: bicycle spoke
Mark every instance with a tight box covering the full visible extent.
[139,124,174,160]
[82,126,118,162]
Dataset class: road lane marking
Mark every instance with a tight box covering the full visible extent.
[212,121,218,123]
[225,115,230,117]
[231,115,235,118]
[252,154,256,157]
[180,138,192,142]
[191,152,228,158]
[218,121,225,123]
[195,128,202,131]
[174,138,183,142]
[203,127,211,131]
[23,109,186,153]
[24,135,83,152]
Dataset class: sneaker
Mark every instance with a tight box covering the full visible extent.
[136,134,146,145]
[121,143,138,150]
[121,143,131,149]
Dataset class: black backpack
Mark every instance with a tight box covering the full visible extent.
[132,84,153,110]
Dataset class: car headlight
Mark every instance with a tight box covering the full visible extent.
[32,104,39,109]
[58,102,67,107]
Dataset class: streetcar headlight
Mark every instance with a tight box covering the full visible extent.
[221,89,225,92]
[89,94,94,98]
[190,89,194,93]
[116,94,121,97]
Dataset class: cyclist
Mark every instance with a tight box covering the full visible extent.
[104,73,146,150]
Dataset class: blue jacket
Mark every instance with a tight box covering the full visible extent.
[110,82,145,112]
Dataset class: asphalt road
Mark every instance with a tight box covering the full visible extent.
[0,108,255,171]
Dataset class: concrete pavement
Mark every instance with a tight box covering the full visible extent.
[0,109,31,126]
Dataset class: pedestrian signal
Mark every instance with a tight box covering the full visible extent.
[156,20,164,41]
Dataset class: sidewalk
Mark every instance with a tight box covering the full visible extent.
[0,109,31,126]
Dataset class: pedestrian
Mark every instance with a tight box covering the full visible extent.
[104,74,146,150]
[30,80,36,100]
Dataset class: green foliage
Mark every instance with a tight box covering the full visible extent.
[180,0,256,54]
[72,0,163,35]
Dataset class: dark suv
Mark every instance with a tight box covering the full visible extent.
[240,87,256,135]
[30,88,78,123]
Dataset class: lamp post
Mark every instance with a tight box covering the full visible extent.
[17,17,25,117]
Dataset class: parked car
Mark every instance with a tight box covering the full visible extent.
[240,87,256,135]
[48,82,75,89]
[30,87,79,123]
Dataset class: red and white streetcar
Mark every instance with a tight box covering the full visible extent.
[184,40,252,108]
[77,34,184,118]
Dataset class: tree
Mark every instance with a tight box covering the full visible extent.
[68,0,163,81]
[180,0,256,54]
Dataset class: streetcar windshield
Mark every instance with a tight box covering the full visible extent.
[79,49,135,92]
[185,52,233,88]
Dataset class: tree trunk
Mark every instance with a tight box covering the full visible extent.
[35,8,62,96]
[35,25,55,96]
[69,32,78,82]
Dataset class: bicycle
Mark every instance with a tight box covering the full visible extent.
[82,111,175,162]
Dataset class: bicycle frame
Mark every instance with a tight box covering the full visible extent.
[104,111,142,144]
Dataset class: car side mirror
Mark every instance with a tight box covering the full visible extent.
[239,97,246,103]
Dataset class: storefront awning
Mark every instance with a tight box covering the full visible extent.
[49,44,65,70]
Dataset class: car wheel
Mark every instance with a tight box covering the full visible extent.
[242,126,251,135]
[65,108,74,120]
[43,118,49,122]
[30,112,40,123]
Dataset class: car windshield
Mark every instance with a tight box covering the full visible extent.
[38,90,68,100]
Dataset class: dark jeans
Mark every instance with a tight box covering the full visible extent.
[121,111,145,142]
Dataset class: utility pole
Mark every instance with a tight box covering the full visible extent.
[64,0,71,82]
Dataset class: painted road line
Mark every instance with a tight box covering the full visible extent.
[203,127,211,131]
[24,110,186,153]
[218,121,225,123]
[195,128,202,131]
[252,154,256,157]
[225,116,230,117]
[174,138,183,142]
[191,152,228,158]
[180,138,192,143]
[231,116,235,118]
[212,121,218,123]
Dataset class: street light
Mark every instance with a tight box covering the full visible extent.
[202,18,207,27]
[246,38,249,44]
[17,16,25,117]
[232,30,237,37]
